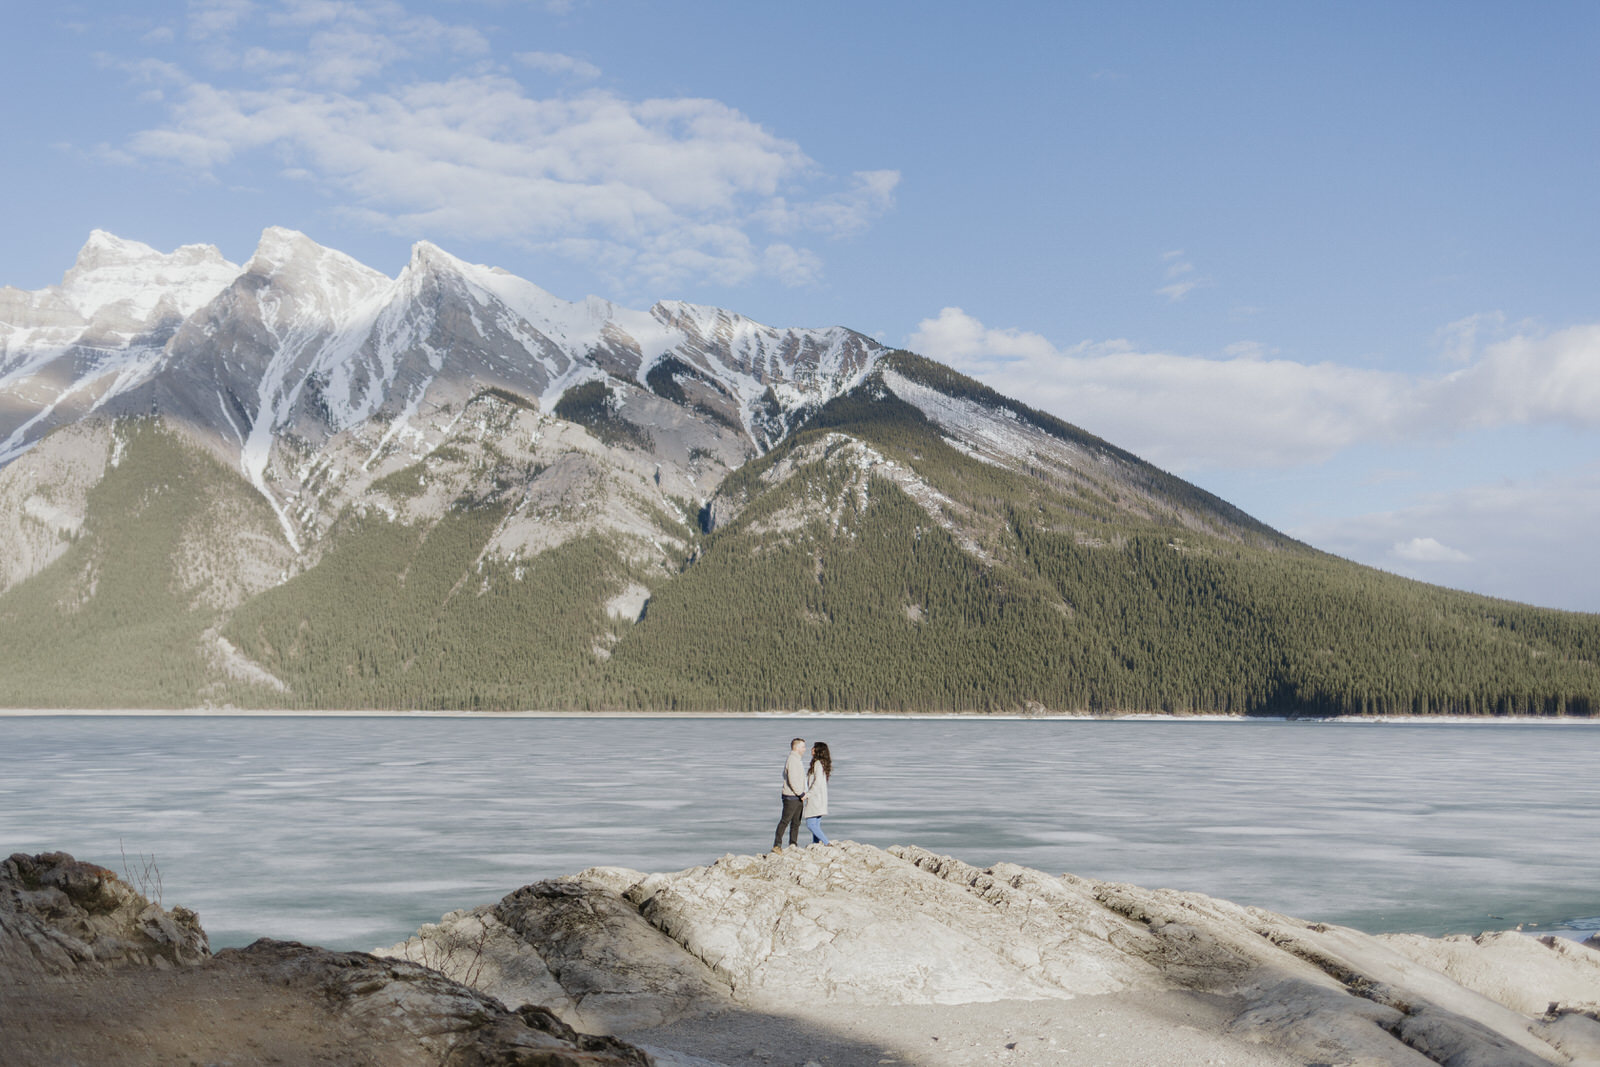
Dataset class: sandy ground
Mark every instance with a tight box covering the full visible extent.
[624,993,1303,1067]
[0,968,417,1067]
[0,967,1303,1067]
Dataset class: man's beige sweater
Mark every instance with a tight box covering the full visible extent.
[782,750,806,796]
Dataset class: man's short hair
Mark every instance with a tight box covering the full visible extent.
[791,737,805,747]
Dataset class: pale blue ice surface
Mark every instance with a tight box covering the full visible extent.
[1,716,1595,950]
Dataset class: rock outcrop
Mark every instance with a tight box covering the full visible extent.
[384,842,1600,1067]
[1,852,652,1067]
[204,939,652,1067]
[0,850,209,977]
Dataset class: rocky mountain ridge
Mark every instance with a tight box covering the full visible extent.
[2,231,1599,713]
[1,228,880,550]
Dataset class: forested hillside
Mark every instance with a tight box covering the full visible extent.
[3,371,1595,715]
[602,360,1600,715]
[2,228,1597,715]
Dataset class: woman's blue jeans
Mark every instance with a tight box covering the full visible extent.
[806,816,830,845]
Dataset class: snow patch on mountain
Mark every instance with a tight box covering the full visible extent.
[0,230,235,372]
[235,230,396,549]
[1,228,889,553]
[0,232,242,464]
[64,230,240,329]
[883,369,1041,463]
[751,431,989,560]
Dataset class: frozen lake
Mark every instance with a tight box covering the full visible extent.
[2,715,1597,951]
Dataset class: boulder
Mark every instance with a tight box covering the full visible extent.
[212,938,651,1066]
[0,851,653,1067]
[384,841,1600,1066]
[0,850,208,978]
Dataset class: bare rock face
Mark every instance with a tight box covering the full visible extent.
[0,850,209,978]
[211,939,650,1067]
[383,873,728,1035]
[0,851,652,1067]
[384,842,1600,1067]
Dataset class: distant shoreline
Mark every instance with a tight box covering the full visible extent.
[2,707,1597,724]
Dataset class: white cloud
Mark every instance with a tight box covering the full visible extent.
[757,169,900,238]
[241,46,299,73]
[1291,464,1600,612]
[1432,323,1600,432]
[102,56,192,87]
[238,2,490,90]
[188,0,255,40]
[500,0,577,12]
[1391,536,1470,564]
[515,51,601,80]
[113,0,894,290]
[908,308,1600,473]
[1157,249,1205,302]
[1222,341,1273,361]
[760,243,824,287]
[1434,311,1505,365]
[909,307,1415,470]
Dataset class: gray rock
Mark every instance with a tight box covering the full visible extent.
[0,850,209,978]
[383,876,727,1035]
[1,851,654,1066]
[386,842,1600,1067]
[215,938,651,1066]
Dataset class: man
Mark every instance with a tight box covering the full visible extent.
[773,737,807,852]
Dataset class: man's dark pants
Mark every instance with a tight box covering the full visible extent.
[774,794,804,847]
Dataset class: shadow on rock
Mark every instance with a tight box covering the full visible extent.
[381,840,1600,1067]
[1,851,652,1067]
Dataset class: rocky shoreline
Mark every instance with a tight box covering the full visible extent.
[7,846,1600,1065]
[0,851,651,1066]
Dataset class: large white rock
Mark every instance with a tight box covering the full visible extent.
[380,842,1600,1065]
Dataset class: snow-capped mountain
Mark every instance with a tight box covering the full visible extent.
[1,228,882,542]
[0,232,240,458]
[7,228,1591,716]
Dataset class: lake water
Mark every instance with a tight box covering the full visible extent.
[2,715,1597,951]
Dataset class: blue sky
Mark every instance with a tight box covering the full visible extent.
[5,1,1600,611]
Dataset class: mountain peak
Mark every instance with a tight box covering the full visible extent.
[57,231,239,324]
[248,227,332,271]
[71,231,232,276]
[408,239,460,268]
[400,240,485,288]
[244,227,390,313]
[70,230,162,275]
[3,225,880,475]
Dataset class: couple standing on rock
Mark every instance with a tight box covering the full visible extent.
[773,737,832,851]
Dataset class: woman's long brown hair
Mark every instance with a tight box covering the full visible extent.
[808,741,832,777]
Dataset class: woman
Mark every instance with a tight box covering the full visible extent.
[803,741,832,846]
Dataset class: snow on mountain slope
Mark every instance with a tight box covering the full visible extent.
[649,299,880,443]
[0,233,240,465]
[881,366,1089,471]
[0,231,239,352]
[0,228,888,552]
[739,430,992,561]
